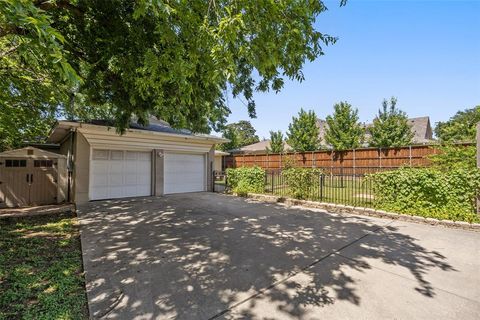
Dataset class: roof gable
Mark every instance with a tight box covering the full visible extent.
[0,146,65,158]
[407,116,432,141]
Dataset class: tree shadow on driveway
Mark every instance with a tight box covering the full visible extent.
[77,193,462,319]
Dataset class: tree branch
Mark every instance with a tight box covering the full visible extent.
[0,44,21,59]
[0,26,28,38]
[34,0,84,16]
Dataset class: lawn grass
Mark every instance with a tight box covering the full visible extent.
[0,211,88,320]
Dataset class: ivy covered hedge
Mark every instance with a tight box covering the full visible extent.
[282,167,323,200]
[368,167,480,223]
[226,166,266,195]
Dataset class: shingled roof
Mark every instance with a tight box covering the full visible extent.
[230,140,292,154]
[407,116,434,144]
[48,117,228,144]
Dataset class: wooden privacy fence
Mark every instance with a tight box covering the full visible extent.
[223,144,473,175]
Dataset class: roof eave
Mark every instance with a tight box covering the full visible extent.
[48,121,229,144]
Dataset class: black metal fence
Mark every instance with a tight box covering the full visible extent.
[213,170,227,193]
[213,169,376,208]
[263,170,375,207]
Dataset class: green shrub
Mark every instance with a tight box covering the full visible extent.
[233,180,252,196]
[226,166,266,195]
[282,155,296,169]
[282,167,323,200]
[368,167,480,222]
[428,144,477,170]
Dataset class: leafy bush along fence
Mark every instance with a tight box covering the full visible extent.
[281,168,323,200]
[368,168,480,223]
[226,166,265,196]
[222,166,480,223]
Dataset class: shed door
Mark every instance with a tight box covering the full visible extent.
[0,159,29,207]
[90,150,151,200]
[30,160,58,206]
[164,153,205,194]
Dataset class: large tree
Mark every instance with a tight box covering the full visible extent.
[324,101,364,150]
[369,97,413,148]
[287,109,321,152]
[0,0,112,150]
[0,105,56,151]
[434,105,480,142]
[1,0,346,138]
[0,0,74,151]
[266,130,285,154]
[220,120,259,151]
[219,126,239,152]
[229,120,259,146]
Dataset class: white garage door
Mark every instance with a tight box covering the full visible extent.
[90,149,151,200]
[164,153,205,194]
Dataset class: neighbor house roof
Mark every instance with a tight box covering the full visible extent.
[316,116,434,146]
[214,150,230,156]
[230,140,292,154]
[47,120,228,144]
[407,116,433,144]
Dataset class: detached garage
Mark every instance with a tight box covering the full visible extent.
[47,120,227,204]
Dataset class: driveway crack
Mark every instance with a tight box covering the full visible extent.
[207,222,393,319]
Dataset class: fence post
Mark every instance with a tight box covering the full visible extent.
[225,171,228,190]
[340,164,344,188]
[264,171,268,191]
[271,171,274,194]
[353,149,356,176]
[477,122,480,215]
[409,145,412,167]
[331,151,334,174]
[320,174,324,201]
[379,148,382,169]
[212,169,215,192]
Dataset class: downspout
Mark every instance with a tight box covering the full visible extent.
[67,129,75,203]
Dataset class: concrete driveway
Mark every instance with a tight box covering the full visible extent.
[77,193,480,320]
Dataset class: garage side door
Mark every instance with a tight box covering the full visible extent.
[164,153,205,194]
[90,150,151,200]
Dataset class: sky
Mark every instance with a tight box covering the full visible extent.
[221,0,480,139]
